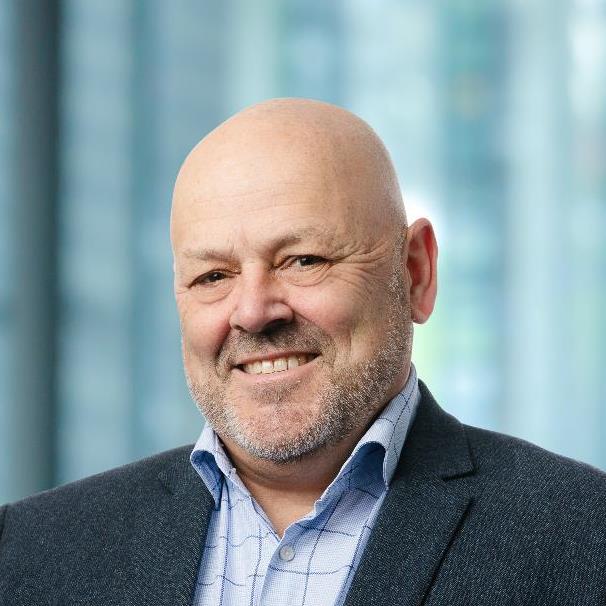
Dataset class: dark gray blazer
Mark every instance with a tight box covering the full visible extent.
[1,383,605,605]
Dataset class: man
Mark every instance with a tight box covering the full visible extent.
[0,99,605,605]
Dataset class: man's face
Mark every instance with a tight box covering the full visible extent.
[172,137,412,463]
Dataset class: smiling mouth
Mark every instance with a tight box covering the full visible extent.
[237,354,318,375]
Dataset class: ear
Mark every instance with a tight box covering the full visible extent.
[404,218,438,324]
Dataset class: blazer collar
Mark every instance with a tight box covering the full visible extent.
[115,455,214,606]
[344,380,475,606]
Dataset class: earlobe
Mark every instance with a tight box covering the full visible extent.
[406,218,438,324]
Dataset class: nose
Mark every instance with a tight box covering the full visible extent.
[229,266,294,333]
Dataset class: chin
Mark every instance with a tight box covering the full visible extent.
[228,425,330,464]
[235,400,317,433]
[224,400,329,457]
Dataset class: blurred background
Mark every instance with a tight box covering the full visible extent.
[1,0,605,504]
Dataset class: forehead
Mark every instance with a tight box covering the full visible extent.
[172,147,366,256]
[174,186,355,261]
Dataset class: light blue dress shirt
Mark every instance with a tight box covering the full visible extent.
[190,365,420,606]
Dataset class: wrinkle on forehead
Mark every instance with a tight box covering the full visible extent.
[171,98,407,251]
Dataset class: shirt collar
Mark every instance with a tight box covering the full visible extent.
[347,363,419,488]
[190,425,233,506]
[190,365,420,507]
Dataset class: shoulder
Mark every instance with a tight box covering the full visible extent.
[415,383,606,560]
[0,445,200,601]
[6,443,193,507]
[0,444,194,543]
[417,381,606,515]
[462,423,606,542]
[464,422,606,497]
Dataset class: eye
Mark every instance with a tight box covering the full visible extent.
[192,271,229,287]
[292,255,326,268]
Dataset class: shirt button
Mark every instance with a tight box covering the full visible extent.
[279,544,295,562]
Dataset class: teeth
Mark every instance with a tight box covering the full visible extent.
[242,354,314,375]
[261,360,273,374]
[274,358,288,372]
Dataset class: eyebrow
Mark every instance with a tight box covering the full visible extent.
[181,226,334,262]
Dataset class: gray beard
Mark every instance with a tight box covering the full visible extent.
[186,271,412,464]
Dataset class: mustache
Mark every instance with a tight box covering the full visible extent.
[218,321,334,368]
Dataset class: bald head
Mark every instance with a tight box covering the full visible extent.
[171,98,406,248]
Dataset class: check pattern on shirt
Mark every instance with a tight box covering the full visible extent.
[190,366,420,606]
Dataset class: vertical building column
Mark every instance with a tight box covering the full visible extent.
[0,1,60,503]
[437,2,509,429]
[56,1,136,483]
[0,0,18,505]
[504,0,573,453]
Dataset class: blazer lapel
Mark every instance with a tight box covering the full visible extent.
[344,382,475,606]
[116,455,215,606]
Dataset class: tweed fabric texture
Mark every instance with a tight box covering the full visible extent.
[189,368,419,606]
[1,382,605,605]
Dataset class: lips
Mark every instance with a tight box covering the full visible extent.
[236,353,317,375]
